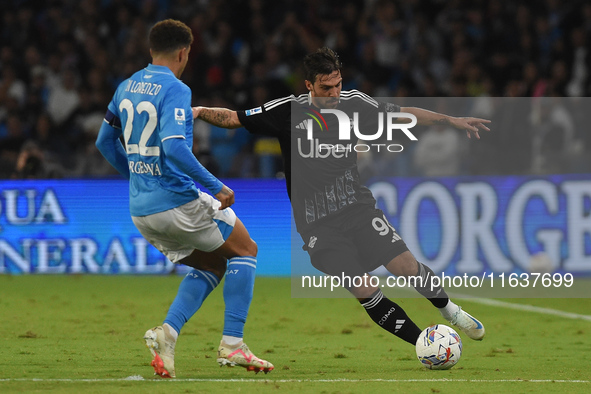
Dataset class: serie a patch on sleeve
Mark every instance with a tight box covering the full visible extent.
[175,108,186,121]
[245,106,262,116]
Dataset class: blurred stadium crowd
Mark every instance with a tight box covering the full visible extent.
[0,0,590,179]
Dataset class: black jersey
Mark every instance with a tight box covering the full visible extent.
[237,90,400,233]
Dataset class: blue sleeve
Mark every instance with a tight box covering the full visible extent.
[96,113,130,179]
[160,83,192,140]
[162,137,223,195]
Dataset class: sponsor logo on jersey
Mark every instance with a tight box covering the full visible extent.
[245,106,262,116]
[297,138,353,159]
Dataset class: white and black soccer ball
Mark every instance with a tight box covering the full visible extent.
[415,324,462,370]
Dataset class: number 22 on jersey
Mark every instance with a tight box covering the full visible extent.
[119,99,160,157]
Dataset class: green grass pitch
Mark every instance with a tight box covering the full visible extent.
[1,275,590,393]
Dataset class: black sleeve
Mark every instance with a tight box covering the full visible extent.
[237,101,290,137]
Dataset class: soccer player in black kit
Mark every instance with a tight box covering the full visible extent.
[193,47,489,347]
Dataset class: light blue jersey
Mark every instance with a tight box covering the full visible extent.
[104,64,220,216]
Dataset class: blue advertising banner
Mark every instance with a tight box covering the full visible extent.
[369,174,591,276]
[2,174,590,277]
[0,179,292,275]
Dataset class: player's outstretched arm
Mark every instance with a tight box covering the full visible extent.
[192,106,243,129]
[400,106,491,139]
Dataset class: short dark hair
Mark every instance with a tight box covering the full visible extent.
[149,19,193,54]
[303,47,342,83]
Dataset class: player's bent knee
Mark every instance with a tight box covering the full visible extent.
[232,238,257,258]
[247,239,258,257]
[224,220,257,257]
[214,236,257,259]
[386,251,418,277]
[234,238,257,258]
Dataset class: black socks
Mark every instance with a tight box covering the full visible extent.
[360,290,422,345]
[414,261,449,308]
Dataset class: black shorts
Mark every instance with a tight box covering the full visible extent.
[300,204,409,277]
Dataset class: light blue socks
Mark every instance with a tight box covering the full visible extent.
[164,269,220,334]
[222,256,257,337]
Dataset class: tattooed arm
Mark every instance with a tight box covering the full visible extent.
[192,106,243,129]
[401,106,491,139]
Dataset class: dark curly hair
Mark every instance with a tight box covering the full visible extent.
[303,47,342,83]
[149,19,193,54]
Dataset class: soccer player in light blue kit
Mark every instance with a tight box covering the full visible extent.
[95,19,273,378]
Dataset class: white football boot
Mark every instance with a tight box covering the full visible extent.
[217,340,274,374]
[447,306,485,340]
[144,325,176,378]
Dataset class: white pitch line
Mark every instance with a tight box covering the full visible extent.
[457,298,591,321]
[0,378,589,383]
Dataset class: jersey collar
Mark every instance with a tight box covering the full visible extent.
[145,63,175,76]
